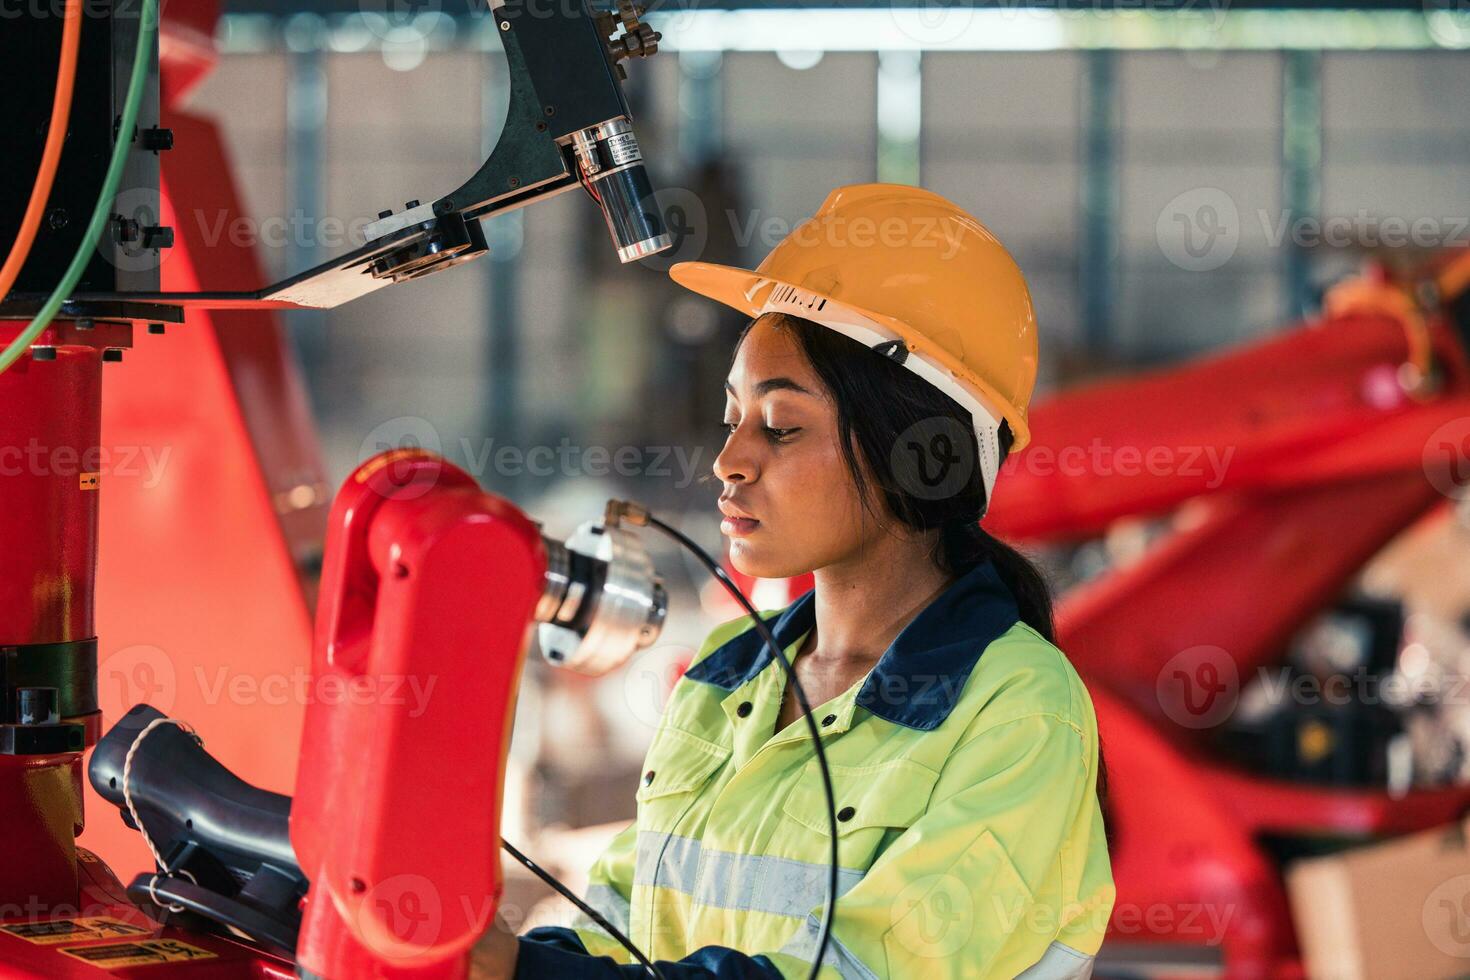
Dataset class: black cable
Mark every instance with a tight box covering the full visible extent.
[643,514,839,980]
[500,837,667,980]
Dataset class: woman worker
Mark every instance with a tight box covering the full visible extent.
[482,183,1115,979]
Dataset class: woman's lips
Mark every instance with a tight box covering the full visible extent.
[720,516,761,538]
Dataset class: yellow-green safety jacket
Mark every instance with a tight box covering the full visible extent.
[516,557,1115,979]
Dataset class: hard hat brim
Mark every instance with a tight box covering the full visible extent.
[668,259,1031,450]
[667,260,767,319]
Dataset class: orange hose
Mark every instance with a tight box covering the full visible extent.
[1436,250,1470,305]
[1324,274,1434,396]
[0,0,83,304]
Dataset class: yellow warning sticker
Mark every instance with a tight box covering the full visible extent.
[0,917,150,946]
[57,938,217,967]
[80,472,100,491]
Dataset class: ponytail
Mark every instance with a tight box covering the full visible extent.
[939,520,1055,643]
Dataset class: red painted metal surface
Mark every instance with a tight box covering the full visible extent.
[82,106,320,881]
[0,321,130,912]
[157,0,218,108]
[292,452,544,979]
[1058,474,1445,732]
[0,754,84,914]
[0,328,114,647]
[0,849,292,978]
[153,106,332,590]
[4,0,323,910]
[989,310,1470,539]
[1092,686,1297,976]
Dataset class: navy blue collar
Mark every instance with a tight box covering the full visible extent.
[683,558,1021,731]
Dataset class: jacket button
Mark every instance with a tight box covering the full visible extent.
[643,770,656,787]
[821,714,836,726]
[837,806,855,822]
[737,701,753,717]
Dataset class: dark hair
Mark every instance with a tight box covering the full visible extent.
[736,313,1110,819]
[738,313,1055,641]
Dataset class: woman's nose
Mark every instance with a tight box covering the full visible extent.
[713,427,758,485]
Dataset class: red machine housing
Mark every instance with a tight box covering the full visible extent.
[1,0,320,961]
[0,319,127,909]
[292,451,544,979]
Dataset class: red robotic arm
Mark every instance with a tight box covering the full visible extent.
[291,451,546,979]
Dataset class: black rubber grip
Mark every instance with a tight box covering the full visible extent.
[88,704,299,877]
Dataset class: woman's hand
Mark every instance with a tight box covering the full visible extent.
[469,910,520,980]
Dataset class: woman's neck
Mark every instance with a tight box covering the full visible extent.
[804,532,954,669]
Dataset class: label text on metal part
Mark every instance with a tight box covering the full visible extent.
[607,133,642,166]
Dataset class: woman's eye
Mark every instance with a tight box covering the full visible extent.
[719,419,799,442]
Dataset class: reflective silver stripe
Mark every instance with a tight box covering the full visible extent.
[633,831,864,919]
[1017,941,1096,980]
[776,913,881,980]
[573,883,631,938]
[692,847,865,918]
[635,831,703,890]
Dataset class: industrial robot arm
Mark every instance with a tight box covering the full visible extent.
[0,0,671,324]
[88,449,668,977]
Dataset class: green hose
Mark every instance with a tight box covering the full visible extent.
[0,0,161,376]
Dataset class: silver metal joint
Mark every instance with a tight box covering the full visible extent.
[536,519,666,675]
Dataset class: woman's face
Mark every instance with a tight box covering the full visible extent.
[714,315,880,579]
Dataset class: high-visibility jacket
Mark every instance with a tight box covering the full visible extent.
[515,557,1115,979]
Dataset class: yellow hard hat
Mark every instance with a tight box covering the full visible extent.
[669,183,1038,506]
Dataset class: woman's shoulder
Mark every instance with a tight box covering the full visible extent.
[694,611,776,660]
[954,621,1098,742]
[679,610,783,678]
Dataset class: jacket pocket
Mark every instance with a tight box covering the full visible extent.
[882,827,1037,969]
[635,727,731,804]
[781,758,940,837]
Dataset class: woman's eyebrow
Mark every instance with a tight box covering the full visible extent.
[723,377,816,397]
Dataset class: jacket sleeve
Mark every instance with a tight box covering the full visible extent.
[518,817,642,961]
[518,708,1104,979]
[516,817,787,979]
[757,710,1106,979]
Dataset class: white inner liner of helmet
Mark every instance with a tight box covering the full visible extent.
[755,282,1004,514]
